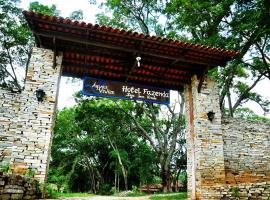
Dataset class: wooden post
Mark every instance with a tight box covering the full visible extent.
[188,84,196,200]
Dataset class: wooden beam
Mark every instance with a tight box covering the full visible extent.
[125,59,137,82]
[139,65,190,81]
[61,61,189,85]
[40,39,207,73]
[188,84,196,200]
[52,37,57,68]
[34,29,223,67]
[34,34,42,47]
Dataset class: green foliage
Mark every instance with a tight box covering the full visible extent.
[96,0,169,35]
[51,96,185,193]
[231,186,240,198]
[50,192,94,198]
[178,172,187,191]
[234,107,270,123]
[165,0,270,115]
[150,192,187,200]
[0,0,33,90]
[51,98,160,193]
[26,168,35,178]
[45,184,55,198]
[29,2,60,16]
[35,181,43,199]
[69,10,84,21]
[1,162,11,174]
[98,183,113,195]
[97,0,270,116]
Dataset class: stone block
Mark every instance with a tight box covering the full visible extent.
[11,193,24,200]
[1,194,11,200]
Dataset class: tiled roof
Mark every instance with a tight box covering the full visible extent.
[23,11,239,91]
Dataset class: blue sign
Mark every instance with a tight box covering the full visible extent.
[82,77,170,104]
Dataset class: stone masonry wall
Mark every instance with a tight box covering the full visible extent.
[184,76,226,200]
[0,90,21,164]
[184,75,270,199]
[222,118,270,185]
[0,173,36,200]
[218,181,270,200]
[0,47,62,184]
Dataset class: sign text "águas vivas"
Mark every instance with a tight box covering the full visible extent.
[82,77,170,104]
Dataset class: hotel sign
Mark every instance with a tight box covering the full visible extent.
[82,77,170,104]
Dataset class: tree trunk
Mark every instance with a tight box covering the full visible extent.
[117,173,120,192]
[114,171,117,193]
[161,168,170,192]
[86,157,96,193]
[108,136,128,190]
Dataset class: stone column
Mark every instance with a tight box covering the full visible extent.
[12,47,62,184]
[184,75,225,200]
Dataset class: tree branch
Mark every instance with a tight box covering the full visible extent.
[232,73,264,112]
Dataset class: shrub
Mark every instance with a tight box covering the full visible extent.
[98,183,113,195]
[1,162,11,174]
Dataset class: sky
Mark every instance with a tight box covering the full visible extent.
[20,0,270,116]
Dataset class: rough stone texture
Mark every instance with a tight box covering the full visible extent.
[0,173,36,200]
[0,47,62,184]
[216,181,270,200]
[184,76,270,199]
[0,90,21,165]
[184,76,225,200]
[222,118,270,185]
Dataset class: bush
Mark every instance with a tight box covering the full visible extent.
[98,184,113,195]
[1,162,11,174]
[26,168,35,178]
[35,182,43,199]
[179,172,187,191]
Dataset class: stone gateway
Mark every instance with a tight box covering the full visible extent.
[1,11,269,199]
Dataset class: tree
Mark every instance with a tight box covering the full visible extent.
[52,98,159,193]
[233,107,270,123]
[96,0,168,36]
[0,1,85,91]
[114,98,186,192]
[69,10,84,21]
[74,98,135,191]
[165,0,270,116]
[95,1,187,192]
[96,0,270,116]
[29,1,60,16]
[0,0,33,91]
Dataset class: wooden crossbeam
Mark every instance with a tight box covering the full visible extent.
[34,29,223,67]
[61,61,189,85]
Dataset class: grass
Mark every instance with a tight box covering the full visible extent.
[51,192,95,198]
[149,192,187,200]
[126,192,148,196]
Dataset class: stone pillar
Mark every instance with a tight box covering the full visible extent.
[184,76,225,200]
[12,47,62,184]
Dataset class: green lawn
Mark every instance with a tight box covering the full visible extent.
[51,192,95,198]
[150,192,187,200]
